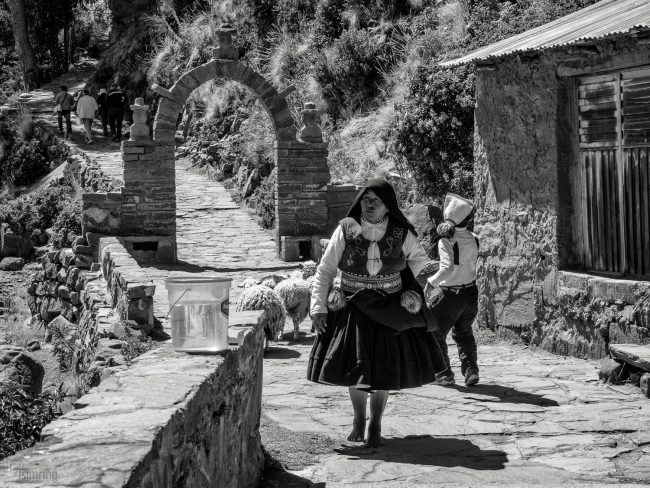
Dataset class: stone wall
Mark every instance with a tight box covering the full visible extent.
[326,183,359,231]
[0,311,266,488]
[28,234,108,328]
[99,237,155,329]
[474,50,650,359]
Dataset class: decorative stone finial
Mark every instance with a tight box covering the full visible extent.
[298,102,322,143]
[129,97,150,141]
[212,23,238,60]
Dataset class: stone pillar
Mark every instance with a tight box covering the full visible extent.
[121,115,177,262]
[275,141,330,236]
[275,102,330,260]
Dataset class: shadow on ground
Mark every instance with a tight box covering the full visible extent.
[456,384,560,406]
[264,346,302,359]
[261,469,325,488]
[334,435,508,470]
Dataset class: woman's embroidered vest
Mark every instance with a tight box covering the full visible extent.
[338,217,407,293]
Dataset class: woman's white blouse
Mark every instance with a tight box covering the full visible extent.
[310,217,428,315]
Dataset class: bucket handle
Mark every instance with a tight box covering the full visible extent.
[166,288,191,318]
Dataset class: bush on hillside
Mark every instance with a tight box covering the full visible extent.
[247,168,276,229]
[51,196,82,249]
[0,118,69,190]
[314,28,391,120]
[464,0,601,50]
[2,140,50,187]
[388,64,475,201]
[276,0,317,34]
[312,0,347,46]
[0,382,56,460]
[0,184,77,240]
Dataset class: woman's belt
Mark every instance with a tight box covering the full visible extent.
[340,271,402,294]
[440,281,476,293]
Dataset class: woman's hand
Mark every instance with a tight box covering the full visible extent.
[311,313,328,334]
[400,290,422,314]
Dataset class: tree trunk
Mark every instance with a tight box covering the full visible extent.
[7,0,41,90]
[64,24,70,69]
[67,23,75,67]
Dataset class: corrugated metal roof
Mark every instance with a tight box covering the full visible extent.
[440,0,650,66]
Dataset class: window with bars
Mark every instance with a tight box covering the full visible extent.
[578,68,650,279]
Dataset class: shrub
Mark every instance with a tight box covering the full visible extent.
[0,118,69,190]
[314,28,391,120]
[0,184,77,241]
[50,195,82,249]
[276,0,317,34]
[464,0,601,50]
[0,382,56,460]
[312,0,346,46]
[387,64,475,201]
[2,140,50,187]
[121,326,157,365]
[247,169,276,229]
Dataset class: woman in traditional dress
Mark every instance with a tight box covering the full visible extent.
[308,179,448,447]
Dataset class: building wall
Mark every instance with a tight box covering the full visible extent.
[474,53,650,359]
[474,55,562,341]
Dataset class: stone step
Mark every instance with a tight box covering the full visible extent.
[609,343,650,372]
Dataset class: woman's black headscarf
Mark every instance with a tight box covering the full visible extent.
[346,178,418,236]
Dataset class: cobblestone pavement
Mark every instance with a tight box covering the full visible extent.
[261,336,650,487]
[137,159,300,321]
[15,63,650,487]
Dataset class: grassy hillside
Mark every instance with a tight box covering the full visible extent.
[2,0,601,229]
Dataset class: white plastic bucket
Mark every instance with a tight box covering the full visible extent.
[165,275,232,354]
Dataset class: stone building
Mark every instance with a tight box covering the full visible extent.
[442,0,650,358]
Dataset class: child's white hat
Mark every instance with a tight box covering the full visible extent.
[443,193,474,225]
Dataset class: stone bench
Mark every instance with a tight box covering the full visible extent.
[609,343,650,398]
[610,344,650,372]
[0,310,265,487]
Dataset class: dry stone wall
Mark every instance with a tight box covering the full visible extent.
[0,312,266,488]
[474,53,650,359]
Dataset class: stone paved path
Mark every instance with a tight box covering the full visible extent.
[4,59,124,185]
[137,159,299,321]
[261,338,650,487]
[13,63,650,487]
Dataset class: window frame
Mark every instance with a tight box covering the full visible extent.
[572,66,650,280]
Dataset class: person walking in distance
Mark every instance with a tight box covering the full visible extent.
[54,85,74,139]
[424,193,481,387]
[309,179,448,448]
[75,89,98,144]
[96,88,109,136]
[106,83,128,142]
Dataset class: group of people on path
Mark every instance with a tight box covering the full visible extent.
[54,84,129,144]
[308,179,480,448]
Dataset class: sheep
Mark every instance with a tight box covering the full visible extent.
[296,260,318,279]
[235,281,286,351]
[274,277,311,341]
[258,273,289,289]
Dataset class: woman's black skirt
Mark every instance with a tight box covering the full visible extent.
[307,301,448,391]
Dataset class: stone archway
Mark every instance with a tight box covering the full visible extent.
[144,25,331,262]
[80,26,350,264]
